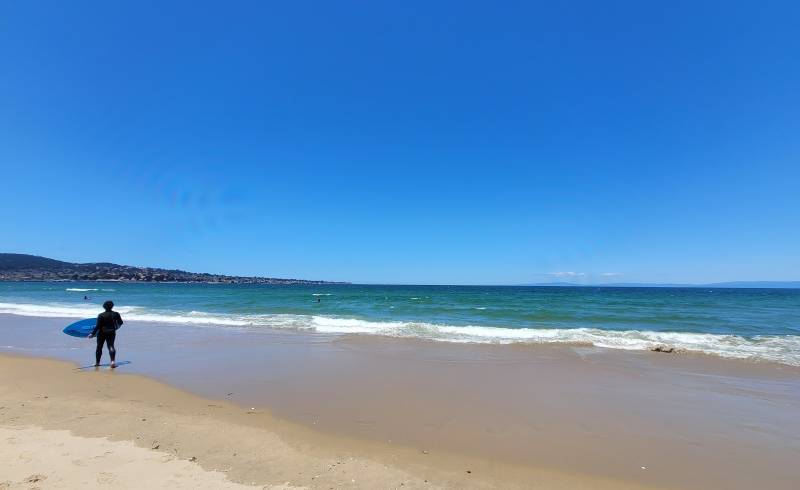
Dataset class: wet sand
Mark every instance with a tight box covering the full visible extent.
[1,354,645,489]
[1,314,799,488]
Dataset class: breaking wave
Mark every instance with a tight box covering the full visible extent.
[0,301,797,366]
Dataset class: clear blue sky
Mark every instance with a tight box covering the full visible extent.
[2,1,798,284]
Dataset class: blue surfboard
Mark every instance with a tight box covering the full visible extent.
[63,318,97,338]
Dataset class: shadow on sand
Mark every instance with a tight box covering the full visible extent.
[76,360,132,370]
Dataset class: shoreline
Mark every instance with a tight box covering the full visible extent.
[2,314,799,488]
[2,300,797,367]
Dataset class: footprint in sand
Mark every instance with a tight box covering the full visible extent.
[97,472,116,484]
[23,474,46,483]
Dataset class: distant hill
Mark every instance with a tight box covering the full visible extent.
[524,281,800,289]
[0,253,344,285]
[0,254,69,271]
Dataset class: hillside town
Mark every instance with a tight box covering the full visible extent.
[0,254,342,284]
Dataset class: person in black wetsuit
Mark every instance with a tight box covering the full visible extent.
[89,300,123,368]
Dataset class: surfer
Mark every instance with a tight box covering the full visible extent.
[89,300,123,368]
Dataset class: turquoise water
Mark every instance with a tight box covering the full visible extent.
[1,282,799,365]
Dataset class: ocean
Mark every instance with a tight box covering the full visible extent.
[1,282,798,366]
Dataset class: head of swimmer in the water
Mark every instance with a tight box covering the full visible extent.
[103,300,114,311]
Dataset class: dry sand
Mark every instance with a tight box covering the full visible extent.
[1,426,265,489]
[0,354,645,489]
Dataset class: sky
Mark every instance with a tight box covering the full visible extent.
[1,1,799,285]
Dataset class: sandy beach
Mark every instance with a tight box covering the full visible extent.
[1,314,799,489]
[0,425,260,489]
[1,354,646,489]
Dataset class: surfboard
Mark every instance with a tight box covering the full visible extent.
[63,318,97,338]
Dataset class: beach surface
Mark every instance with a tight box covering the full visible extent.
[1,354,642,490]
[0,425,259,489]
[1,314,799,488]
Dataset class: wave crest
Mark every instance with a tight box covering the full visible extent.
[0,301,797,366]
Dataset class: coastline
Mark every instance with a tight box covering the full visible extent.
[0,254,346,284]
[2,293,798,367]
[2,313,799,488]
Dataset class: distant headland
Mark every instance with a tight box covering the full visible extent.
[0,253,346,285]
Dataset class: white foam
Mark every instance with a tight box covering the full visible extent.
[303,317,800,366]
[0,302,135,318]
[65,288,98,292]
[0,302,260,327]
[0,301,797,366]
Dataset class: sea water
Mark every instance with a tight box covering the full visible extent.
[1,282,798,365]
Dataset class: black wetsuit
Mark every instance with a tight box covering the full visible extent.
[91,310,123,365]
